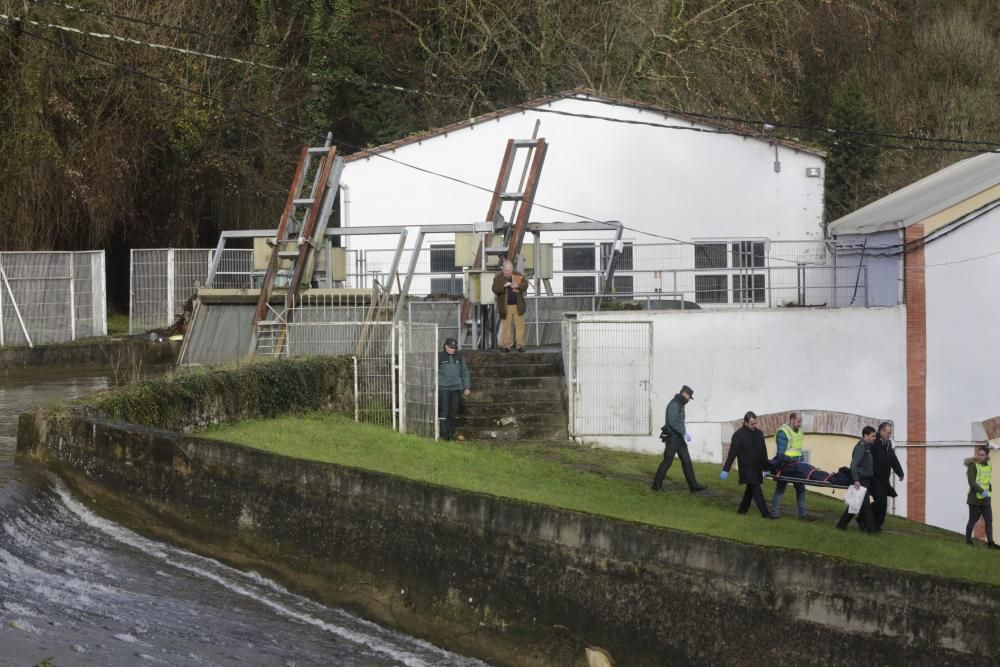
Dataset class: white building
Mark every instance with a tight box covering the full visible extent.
[828,151,1000,536]
[339,90,827,304]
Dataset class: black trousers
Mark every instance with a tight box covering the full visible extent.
[837,478,876,532]
[966,503,994,542]
[738,484,770,517]
[652,439,700,490]
[438,389,462,440]
[870,493,890,530]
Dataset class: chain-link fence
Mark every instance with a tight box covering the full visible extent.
[129,248,254,334]
[0,251,106,346]
[400,322,438,439]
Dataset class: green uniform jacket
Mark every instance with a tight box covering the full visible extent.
[438,351,471,390]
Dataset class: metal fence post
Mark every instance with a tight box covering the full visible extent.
[166,248,176,326]
[433,325,440,441]
[68,252,77,341]
[353,355,359,422]
[398,322,407,434]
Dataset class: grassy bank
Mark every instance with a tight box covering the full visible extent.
[205,412,999,586]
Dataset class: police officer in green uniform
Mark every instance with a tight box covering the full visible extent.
[965,444,999,548]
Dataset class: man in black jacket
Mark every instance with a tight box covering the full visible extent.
[650,385,707,493]
[721,411,774,518]
[868,421,904,531]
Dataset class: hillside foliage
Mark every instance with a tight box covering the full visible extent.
[1,0,999,257]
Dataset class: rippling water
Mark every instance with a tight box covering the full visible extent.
[0,367,483,666]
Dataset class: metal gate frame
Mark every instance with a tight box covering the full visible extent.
[565,319,653,437]
[398,321,440,440]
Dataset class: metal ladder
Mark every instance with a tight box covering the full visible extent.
[461,137,548,343]
[251,137,345,356]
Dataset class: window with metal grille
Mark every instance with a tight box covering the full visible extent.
[611,275,634,296]
[695,275,728,304]
[600,242,634,271]
[694,243,727,269]
[562,244,596,271]
[430,277,463,296]
[563,276,597,295]
[429,245,460,273]
[732,241,765,268]
[733,274,765,303]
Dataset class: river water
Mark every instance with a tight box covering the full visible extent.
[0,367,484,666]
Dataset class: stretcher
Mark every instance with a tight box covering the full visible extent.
[768,473,851,490]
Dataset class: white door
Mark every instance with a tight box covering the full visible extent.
[569,320,652,436]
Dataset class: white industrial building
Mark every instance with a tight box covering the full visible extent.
[337,90,829,304]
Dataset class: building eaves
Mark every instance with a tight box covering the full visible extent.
[343,89,825,162]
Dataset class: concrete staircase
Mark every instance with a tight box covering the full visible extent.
[456,350,568,442]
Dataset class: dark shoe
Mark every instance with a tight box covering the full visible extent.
[736,510,748,515]
[764,515,778,520]
[835,525,847,530]
[989,541,1000,550]
[650,484,664,492]
[799,514,818,523]
[517,346,525,352]
[502,347,511,353]
[967,539,975,546]
[689,484,707,493]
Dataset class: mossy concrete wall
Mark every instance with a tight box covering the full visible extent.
[17,368,1000,666]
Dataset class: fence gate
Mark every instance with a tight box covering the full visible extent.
[566,320,652,436]
[398,322,439,439]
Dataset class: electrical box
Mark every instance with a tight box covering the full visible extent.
[455,233,480,267]
[464,269,496,305]
[520,243,553,279]
[319,246,347,282]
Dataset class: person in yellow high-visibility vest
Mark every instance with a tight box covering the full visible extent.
[770,412,816,521]
[965,444,998,548]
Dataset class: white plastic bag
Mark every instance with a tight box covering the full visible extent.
[844,485,868,514]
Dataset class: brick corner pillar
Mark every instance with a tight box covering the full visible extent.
[904,223,927,523]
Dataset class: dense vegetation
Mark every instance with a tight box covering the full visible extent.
[2,0,999,303]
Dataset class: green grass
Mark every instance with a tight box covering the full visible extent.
[107,314,129,336]
[204,412,1000,586]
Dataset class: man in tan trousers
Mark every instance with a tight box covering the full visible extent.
[492,259,529,352]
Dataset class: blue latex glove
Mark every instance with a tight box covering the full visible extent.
[684,432,693,443]
[984,490,991,499]
[719,470,729,481]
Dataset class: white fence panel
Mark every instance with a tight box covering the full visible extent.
[567,320,652,436]
[0,251,106,346]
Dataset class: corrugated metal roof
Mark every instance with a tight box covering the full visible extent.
[828,152,1000,235]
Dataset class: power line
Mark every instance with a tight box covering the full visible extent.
[17,6,1000,155]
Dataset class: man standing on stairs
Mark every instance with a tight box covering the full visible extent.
[492,259,529,352]
[651,385,707,493]
[438,337,471,441]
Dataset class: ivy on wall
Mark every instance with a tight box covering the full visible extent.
[66,357,354,432]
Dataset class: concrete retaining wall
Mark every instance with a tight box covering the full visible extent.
[0,337,176,370]
[18,409,1000,666]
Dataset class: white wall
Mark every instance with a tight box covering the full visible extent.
[340,96,826,262]
[923,208,1000,532]
[572,307,908,466]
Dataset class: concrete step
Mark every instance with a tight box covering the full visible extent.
[470,375,564,391]
[456,413,567,430]
[464,387,562,403]
[463,350,562,367]
[460,400,565,417]
[467,361,562,379]
[456,426,570,442]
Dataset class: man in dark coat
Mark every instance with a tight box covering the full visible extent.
[650,385,707,493]
[868,421,904,530]
[721,411,774,518]
[836,426,878,532]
